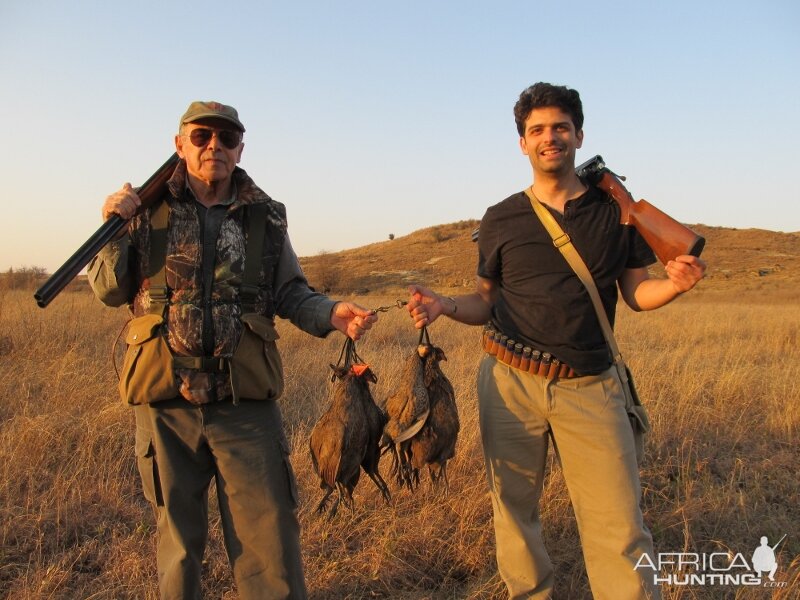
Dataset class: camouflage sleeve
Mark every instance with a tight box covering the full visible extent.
[273,234,337,338]
[87,235,137,307]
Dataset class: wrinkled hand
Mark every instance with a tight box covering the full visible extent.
[102,183,141,221]
[102,183,141,239]
[406,284,444,329]
[665,255,706,294]
[331,302,378,341]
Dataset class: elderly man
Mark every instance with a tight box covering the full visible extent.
[89,101,377,599]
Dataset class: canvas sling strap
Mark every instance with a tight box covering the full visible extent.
[524,187,645,425]
[146,199,269,372]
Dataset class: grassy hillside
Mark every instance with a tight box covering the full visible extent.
[1,222,798,598]
[299,222,800,300]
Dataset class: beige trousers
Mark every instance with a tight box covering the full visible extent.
[134,398,307,600]
[478,356,659,600]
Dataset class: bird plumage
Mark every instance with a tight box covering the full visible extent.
[309,363,389,517]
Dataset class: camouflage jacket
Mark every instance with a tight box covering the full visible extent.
[89,159,337,404]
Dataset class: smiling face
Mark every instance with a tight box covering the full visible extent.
[175,117,244,187]
[518,106,583,178]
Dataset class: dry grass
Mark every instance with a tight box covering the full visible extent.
[1,280,798,598]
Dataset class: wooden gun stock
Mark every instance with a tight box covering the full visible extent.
[577,156,705,265]
[34,153,180,308]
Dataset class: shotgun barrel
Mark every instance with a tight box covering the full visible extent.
[34,153,179,308]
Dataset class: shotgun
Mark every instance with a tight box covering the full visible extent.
[471,156,706,266]
[34,153,179,308]
[575,155,705,265]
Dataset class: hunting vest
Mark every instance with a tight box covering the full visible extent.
[126,161,287,404]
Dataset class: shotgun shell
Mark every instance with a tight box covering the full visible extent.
[488,332,500,356]
[547,358,560,380]
[496,336,509,363]
[482,326,493,352]
[537,352,552,377]
[503,339,516,365]
[520,347,532,372]
[529,350,542,374]
[503,340,517,365]
[511,343,523,369]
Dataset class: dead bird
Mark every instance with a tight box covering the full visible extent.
[357,364,392,504]
[382,343,459,493]
[309,363,388,517]
[381,344,431,489]
[408,345,460,493]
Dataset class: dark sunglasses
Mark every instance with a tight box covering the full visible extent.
[185,128,242,149]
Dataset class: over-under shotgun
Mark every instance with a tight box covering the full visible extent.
[34,153,179,308]
[471,155,706,266]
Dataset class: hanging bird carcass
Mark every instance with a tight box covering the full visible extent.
[309,361,390,518]
[409,345,459,492]
[382,337,459,492]
[381,344,430,489]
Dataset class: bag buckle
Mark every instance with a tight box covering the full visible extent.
[553,233,571,248]
[149,285,170,303]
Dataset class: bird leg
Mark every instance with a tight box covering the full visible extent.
[428,462,450,496]
[366,470,392,503]
[316,486,335,514]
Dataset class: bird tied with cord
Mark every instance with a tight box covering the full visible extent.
[380,327,460,494]
[309,337,391,518]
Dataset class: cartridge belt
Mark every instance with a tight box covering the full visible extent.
[481,325,577,380]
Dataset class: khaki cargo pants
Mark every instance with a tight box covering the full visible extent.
[134,398,307,600]
[478,356,659,600]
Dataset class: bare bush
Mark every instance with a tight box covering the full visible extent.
[1,266,49,291]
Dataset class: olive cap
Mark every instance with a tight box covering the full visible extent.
[179,101,245,132]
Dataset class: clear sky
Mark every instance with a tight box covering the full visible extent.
[2,0,798,273]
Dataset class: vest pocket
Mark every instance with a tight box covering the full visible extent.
[229,314,284,403]
[119,314,179,405]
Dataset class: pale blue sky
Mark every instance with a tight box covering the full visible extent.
[2,0,798,273]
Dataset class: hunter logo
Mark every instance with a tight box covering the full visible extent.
[634,534,789,589]
[752,535,786,582]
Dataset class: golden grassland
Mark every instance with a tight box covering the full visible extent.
[1,279,798,599]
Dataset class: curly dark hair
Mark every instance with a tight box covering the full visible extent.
[513,83,584,136]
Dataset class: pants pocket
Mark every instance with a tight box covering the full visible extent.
[278,436,299,508]
[135,427,164,507]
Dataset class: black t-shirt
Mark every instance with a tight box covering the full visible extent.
[477,186,656,375]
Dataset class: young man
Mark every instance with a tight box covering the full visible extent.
[406,83,705,599]
[89,101,377,599]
